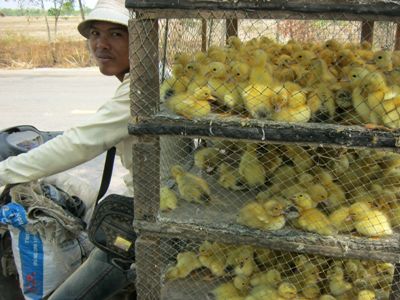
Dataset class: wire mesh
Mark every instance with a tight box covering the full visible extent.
[129,11,400,129]
[135,236,396,299]
[156,137,400,240]
[128,4,400,299]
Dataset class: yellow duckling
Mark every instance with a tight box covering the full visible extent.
[217,162,245,191]
[238,143,266,188]
[270,84,311,123]
[167,86,216,119]
[165,251,202,280]
[194,147,221,174]
[198,240,227,277]
[159,186,178,212]
[170,165,210,204]
[349,201,393,237]
[160,63,189,100]
[208,61,241,110]
[291,193,337,236]
[242,83,275,119]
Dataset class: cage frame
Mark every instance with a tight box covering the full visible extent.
[127,1,400,299]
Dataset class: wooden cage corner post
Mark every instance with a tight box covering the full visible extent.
[226,18,238,42]
[128,15,161,299]
[201,18,207,51]
[361,20,374,44]
[395,23,400,50]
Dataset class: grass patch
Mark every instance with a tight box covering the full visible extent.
[0,32,93,68]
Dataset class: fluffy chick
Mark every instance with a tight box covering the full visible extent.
[349,201,393,237]
[327,266,352,296]
[194,147,221,174]
[212,282,243,300]
[270,84,311,123]
[159,186,178,212]
[357,290,376,300]
[167,86,216,119]
[291,193,337,236]
[217,162,244,191]
[171,165,210,204]
[226,245,258,277]
[160,64,189,100]
[208,61,241,110]
[165,251,202,280]
[237,201,269,230]
[198,240,227,277]
[261,199,287,231]
[242,83,275,119]
[307,83,336,120]
[250,269,282,288]
[238,143,266,188]
[284,145,314,173]
[329,206,355,233]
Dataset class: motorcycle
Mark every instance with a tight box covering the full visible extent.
[0,125,136,300]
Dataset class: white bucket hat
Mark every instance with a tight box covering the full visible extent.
[77,0,129,38]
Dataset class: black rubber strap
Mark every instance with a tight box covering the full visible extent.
[96,147,116,203]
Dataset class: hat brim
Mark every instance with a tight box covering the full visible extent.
[77,9,129,38]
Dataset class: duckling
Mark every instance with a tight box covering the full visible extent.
[217,162,245,191]
[327,266,352,296]
[160,64,189,100]
[165,251,202,280]
[291,193,337,236]
[167,86,216,119]
[198,240,227,277]
[226,245,258,277]
[329,206,355,233]
[357,289,376,300]
[194,147,221,174]
[212,282,243,300]
[171,165,210,204]
[159,186,178,212]
[242,83,275,119]
[250,269,282,288]
[270,84,311,123]
[238,143,266,188]
[349,201,393,237]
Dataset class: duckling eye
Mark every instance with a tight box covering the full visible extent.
[378,56,382,59]
[236,72,240,76]
[298,55,302,58]
[213,68,217,71]
[352,74,357,78]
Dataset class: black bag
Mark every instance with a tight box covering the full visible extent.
[87,147,136,267]
[88,194,136,263]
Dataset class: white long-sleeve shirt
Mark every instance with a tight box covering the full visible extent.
[0,74,134,195]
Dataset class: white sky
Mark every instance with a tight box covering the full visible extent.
[0,0,97,9]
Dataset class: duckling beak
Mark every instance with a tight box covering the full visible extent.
[208,95,217,101]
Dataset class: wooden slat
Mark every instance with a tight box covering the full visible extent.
[126,0,400,18]
[135,236,161,300]
[131,8,400,22]
[134,220,400,263]
[128,115,400,150]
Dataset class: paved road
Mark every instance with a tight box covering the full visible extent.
[0,67,127,195]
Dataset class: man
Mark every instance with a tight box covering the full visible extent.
[0,0,135,298]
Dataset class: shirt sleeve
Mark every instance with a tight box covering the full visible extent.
[0,77,131,186]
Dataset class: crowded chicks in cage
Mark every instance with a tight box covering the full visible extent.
[164,241,394,300]
[160,36,400,128]
[161,140,400,240]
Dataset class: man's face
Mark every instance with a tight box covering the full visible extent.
[88,21,129,81]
